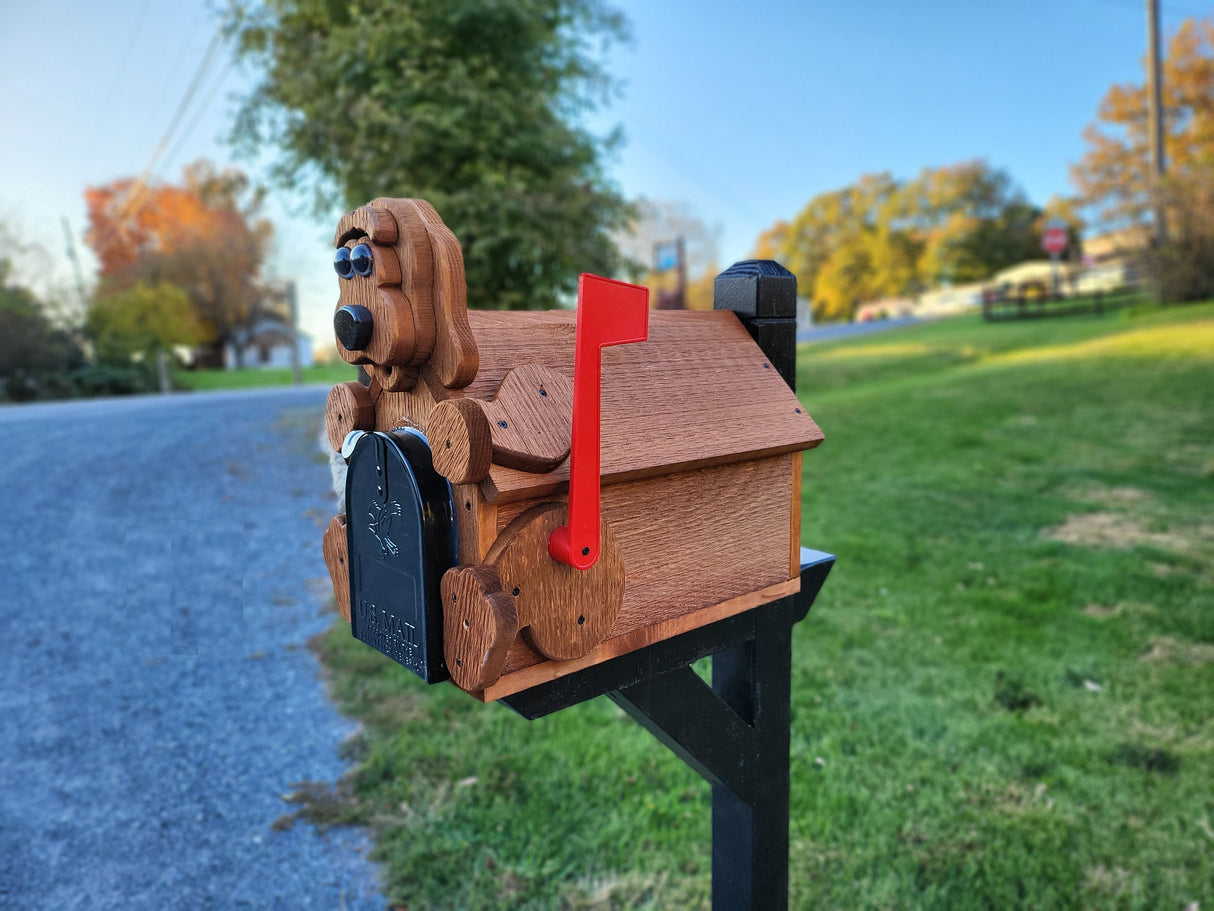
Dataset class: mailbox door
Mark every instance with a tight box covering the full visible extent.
[345,429,457,683]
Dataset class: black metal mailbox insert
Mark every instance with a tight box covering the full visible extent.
[346,428,457,683]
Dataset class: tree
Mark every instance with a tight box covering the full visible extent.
[761,162,1043,321]
[87,281,203,363]
[0,258,82,401]
[84,161,273,365]
[1071,16,1214,301]
[1071,16,1214,230]
[226,0,633,310]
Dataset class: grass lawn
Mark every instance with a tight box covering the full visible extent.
[295,302,1213,909]
[174,361,357,390]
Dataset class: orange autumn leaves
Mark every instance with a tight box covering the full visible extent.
[83,161,271,357]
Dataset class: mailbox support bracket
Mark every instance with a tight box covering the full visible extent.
[502,549,833,910]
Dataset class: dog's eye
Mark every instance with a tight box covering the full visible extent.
[333,246,353,280]
[350,243,373,277]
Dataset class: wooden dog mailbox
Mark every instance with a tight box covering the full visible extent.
[320,198,835,908]
[321,197,824,701]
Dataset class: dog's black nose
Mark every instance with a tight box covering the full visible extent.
[335,305,374,351]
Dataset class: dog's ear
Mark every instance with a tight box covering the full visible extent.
[369,198,478,389]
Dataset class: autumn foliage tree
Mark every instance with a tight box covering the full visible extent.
[764,162,1043,322]
[85,161,272,364]
[1071,17,1214,229]
[1071,16,1214,301]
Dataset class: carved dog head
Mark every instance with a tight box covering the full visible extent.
[332,198,477,391]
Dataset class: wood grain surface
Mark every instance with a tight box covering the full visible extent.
[332,204,416,371]
[486,454,794,682]
[452,483,495,565]
[373,373,437,430]
[325,381,375,452]
[441,564,519,692]
[406,199,478,387]
[322,515,351,622]
[482,365,572,472]
[485,502,624,662]
[333,204,398,247]
[428,397,493,484]
[456,309,823,503]
[370,198,437,369]
[791,451,803,579]
[477,575,800,702]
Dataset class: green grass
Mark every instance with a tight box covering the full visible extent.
[298,302,1214,910]
[174,361,357,390]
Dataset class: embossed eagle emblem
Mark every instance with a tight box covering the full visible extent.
[368,500,403,557]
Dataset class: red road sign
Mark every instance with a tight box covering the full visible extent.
[1042,225,1068,255]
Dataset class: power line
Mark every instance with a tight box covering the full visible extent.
[116,28,226,221]
[89,0,152,139]
[160,53,236,176]
[622,113,767,225]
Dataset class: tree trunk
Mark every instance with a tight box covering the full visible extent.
[156,349,171,394]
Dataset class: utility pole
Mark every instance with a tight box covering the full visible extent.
[676,236,687,310]
[286,280,303,386]
[60,216,88,304]
[1147,0,1168,249]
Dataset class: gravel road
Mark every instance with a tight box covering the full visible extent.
[0,387,384,909]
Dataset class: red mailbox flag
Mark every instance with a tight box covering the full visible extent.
[548,274,649,570]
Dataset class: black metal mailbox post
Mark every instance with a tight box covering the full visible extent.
[503,550,833,910]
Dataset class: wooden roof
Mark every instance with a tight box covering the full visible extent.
[452,309,823,504]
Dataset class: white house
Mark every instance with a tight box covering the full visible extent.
[223,318,314,370]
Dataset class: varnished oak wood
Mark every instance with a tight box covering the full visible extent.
[441,564,519,692]
[366,362,418,392]
[791,451,803,580]
[333,205,398,246]
[457,310,823,503]
[482,365,572,472]
[407,199,478,387]
[332,209,416,371]
[482,455,794,685]
[453,483,495,565]
[325,381,375,452]
[371,198,437,368]
[485,502,624,662]
[373,372,437,430]
[322,515,351,622]
[476,575,800,702]
[429,397,493,484]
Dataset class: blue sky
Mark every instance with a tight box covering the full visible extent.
[0,0,1203,347]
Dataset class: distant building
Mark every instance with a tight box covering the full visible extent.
[224,318,313,370]
[855,297,915,322]
[917,282,985,317]
[1076,226,1146,293]
[796,297,814,333]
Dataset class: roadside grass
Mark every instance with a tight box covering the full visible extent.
[300,302,1213,909]
[174,362,356,390]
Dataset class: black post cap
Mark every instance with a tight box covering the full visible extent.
[713,260,797,319]
[334,304,374,351]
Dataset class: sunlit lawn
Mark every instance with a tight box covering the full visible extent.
[174,361,356,390]
[297,301,1213,909]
